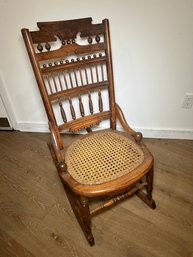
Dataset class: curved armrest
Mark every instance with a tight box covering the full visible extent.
[115,103,143,142]
[48,122,67,172]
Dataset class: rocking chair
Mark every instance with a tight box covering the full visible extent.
[21,17,156,246]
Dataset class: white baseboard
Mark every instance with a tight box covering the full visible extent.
[134,127,193,140]
[17,122,49,133]
[17,121,193,140]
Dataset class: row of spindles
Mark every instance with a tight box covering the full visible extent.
[57,93,102,123]
[45,63,106,123]
[57,88,103,123]
[45,65,105,91]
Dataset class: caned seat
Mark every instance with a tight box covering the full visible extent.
[65,130,144,185]
[21,17,156,246]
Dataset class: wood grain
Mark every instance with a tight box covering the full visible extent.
[21,18,155,245]
[0,131,193,256]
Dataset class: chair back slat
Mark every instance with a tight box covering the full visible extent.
[41,56,106,73]
[36,43,105,62]
[58,111,111,132]
[21,17,116,133]
[48,81,109,101]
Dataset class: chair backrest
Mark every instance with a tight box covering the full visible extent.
[22,18,116,139]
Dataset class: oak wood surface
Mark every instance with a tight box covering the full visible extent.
[21,19,155,238]
[0,131,193,257]
[21,18,157,245]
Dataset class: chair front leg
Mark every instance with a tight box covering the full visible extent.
[65,187,95,246]
[79,197,95,246]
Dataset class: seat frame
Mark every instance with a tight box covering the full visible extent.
[21,17,156,246]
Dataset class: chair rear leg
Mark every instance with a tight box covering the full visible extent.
[65,187,95,246]
[146,166,154,199]
[146,166,156,208]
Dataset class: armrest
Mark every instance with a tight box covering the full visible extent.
[115,103,142,142]
[48,122,67,172]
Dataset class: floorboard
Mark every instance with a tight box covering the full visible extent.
[0,131,193,257]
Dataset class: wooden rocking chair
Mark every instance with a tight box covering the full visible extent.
[21,17,156,246]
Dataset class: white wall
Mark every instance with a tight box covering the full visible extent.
[0,0,193,138]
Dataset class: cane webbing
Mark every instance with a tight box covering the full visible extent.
[65,131,144,185]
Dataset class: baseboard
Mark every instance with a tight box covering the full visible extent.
[17,121,193,140]
[134,127,193,140]
[17,122,49,133]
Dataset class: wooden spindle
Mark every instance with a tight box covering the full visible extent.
[57,71,64,91]
[58,98,67,123]
[81,69,93,115]
[84,68,89,85]
[78,95,85,117]
[51,72,58,92]
[74,69,85,117]
[62,71,69,90]
[95,64,99,82]
[101,63,105,81]
[90,66,94,83]
[79,69,84,85]
[69,71,74,88]
[90,182,148,216]
[73,70,79,87]
[98,89,103,112]
[45,74,53,94]
[81,68,94,115]
[68,97,76,120]
[88,91,94,114]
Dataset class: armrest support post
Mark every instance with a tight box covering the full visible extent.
[115,103,142,142]
[48,122,66,172]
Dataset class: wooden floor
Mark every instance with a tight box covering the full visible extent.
[0,131,193,257]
